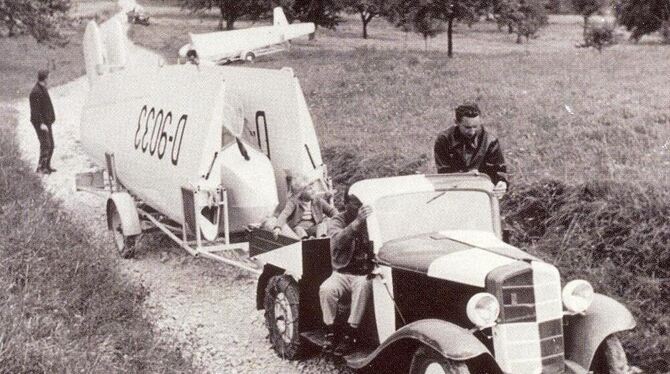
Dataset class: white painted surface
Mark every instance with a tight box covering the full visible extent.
[180,7,314,63]
[427,248,516,287]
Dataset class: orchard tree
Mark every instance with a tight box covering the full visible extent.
[0,0,71,43]
[571,0,608,36]
[414,5,446,49]
[293,0,341,30]
[513,0,548,43]
[181,0,272,30]
[340,0,393,38]
[616,0,670,41]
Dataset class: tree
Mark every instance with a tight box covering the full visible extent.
[433,0,484,57]
[571,0,607,36]
[341,0,392,38]
[0,0,71,43]
[513,0,548,43]
[293,0,341,30]
[414,5,445,49]
[181,0,271,30]
[616,0,670,41]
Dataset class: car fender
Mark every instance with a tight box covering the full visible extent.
[106,192,141,236]
[347,319,492,369]
[564,293,636,370]
[256,264,286,309]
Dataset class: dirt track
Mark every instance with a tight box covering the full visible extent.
[13,2,349,373]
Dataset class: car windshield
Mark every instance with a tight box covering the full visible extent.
[374,190,494,243]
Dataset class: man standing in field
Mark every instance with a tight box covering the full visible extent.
[319,190,373,356]
[434,103,508,198]
[29,69,56,174]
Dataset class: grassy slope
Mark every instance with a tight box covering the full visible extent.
[0,2,193,372]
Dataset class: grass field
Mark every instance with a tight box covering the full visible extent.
[131,2,670,372]
[0,1,194,372]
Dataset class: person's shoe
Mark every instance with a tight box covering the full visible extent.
[322,325,337,354]
[47,167,57,173]
[333,330,358,357]
[36,166,50,174]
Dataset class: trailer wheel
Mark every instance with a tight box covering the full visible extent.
[409,346,470,374]
[590,335,632,374]
[110,204,137,259]
[264,275,301,360]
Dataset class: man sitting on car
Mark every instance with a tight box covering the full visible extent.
[319,190,374,356]
[434,102,509,198]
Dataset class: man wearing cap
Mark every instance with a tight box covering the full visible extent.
[319,189,373,356]
[434,103,508,198]
[29,69,56,174]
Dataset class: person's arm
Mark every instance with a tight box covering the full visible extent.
[327,215,357,257]
[29,91,45,127]
[273,200,296,238]
[434,134,456,174]
[483,139,508,186]
[319,198,338,218]
[327,206,372,256]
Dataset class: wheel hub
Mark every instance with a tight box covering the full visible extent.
[273,292,293,343]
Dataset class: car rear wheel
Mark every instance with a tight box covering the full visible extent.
[109,204,137,259]
[409,346,470,374]
[264,275,302,360]
[590,335,632,374]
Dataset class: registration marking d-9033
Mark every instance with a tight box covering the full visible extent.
[133,105,188,166]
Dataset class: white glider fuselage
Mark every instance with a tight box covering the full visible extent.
[179,7,315,64]
[81,20,326,234]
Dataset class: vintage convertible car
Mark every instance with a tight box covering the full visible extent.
[250,173,636,374]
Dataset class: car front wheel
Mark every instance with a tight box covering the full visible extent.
[409,346,470,374]
[264,274,301,360]
[590,335,633,374]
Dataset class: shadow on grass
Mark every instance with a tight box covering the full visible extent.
[0,108,194,372]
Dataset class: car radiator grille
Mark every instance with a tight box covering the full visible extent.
[487,261,565,373]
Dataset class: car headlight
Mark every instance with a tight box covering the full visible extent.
[466,293,500,328]
[562,279,594,314]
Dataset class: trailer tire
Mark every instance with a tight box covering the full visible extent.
[264,275,302,360]
[110,203,137,259]
[590,335,632,374]
[409,346,470,374]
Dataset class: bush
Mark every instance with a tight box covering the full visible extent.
[579,22,618,52]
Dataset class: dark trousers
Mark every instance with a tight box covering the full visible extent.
[32,123,54,169]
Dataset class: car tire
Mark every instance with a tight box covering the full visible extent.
[264,275,302,360]
[244,52,255,62]
[590,335,632,374]
[409,346,470,374]
[109,203,137,259]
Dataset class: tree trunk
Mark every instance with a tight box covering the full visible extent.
[361,13,369,39]
[447,17,454,58]
[516,32,522,43]
[583,15,588,38]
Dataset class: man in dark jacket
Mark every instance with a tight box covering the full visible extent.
[434,103,508,198]
[29,69,56,174]
[319,190,373,356]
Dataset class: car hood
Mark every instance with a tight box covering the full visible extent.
[377,230,539,287]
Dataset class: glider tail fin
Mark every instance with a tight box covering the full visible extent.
[273,7,288,26]
[83,18,127,86]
